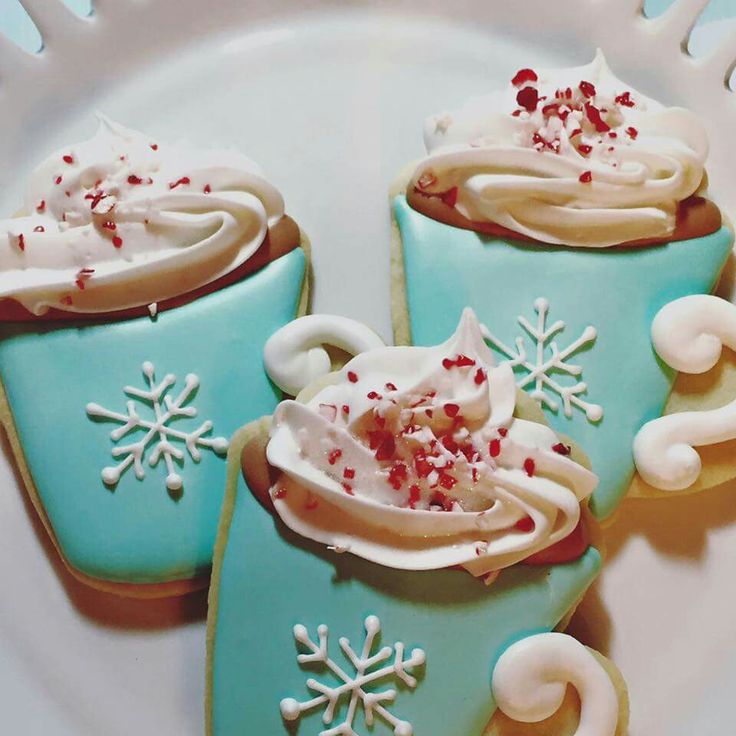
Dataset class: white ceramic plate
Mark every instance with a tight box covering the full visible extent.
[1,2,735,734]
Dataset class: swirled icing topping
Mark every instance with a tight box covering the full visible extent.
[410,51,709,248]
[0,117,286,314]
[266,309,597,577]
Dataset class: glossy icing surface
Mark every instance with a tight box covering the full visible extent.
[0,249,305,583]
[394,195,732,518]
[209,438,601,735]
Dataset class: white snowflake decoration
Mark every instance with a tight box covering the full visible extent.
[483,297,603,423]
[280,615,425,736]
[86,361,229,492]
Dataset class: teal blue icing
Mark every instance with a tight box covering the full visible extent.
[211,470,601,736]
[394,196,733,519]
[0,249,305,584]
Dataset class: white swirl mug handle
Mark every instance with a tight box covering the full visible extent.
[634,295,736,491]
[491,632,620,736]
[264,314,385,396]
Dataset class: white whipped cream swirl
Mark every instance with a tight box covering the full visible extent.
[266,309,597,577]
[413,51,708,248]
[0,117,286,314]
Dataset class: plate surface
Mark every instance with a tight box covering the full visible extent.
[1,2,735,735]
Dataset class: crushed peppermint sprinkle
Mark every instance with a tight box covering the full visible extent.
[112,235,123,248]
[36,200,45,212]
[343,467,355,480]
[523,458,536,477]
[515,516,535,533]
[33,225,45,233]
[54,176,62,185]
[62,154,74,165]
[274,487,287,499]
[347,371,359,383]
[328,448,342,465]
[552,442,572,456]
[579,170,593,184]
[127,174,144,185]
[102,220,116,231]
[511,68,538,87]
[16,233,25,251]
[204,183,211,194]
[150,143,158,150]
[60,295,73,306]
[75,267,95,290]
[169,176,191,190]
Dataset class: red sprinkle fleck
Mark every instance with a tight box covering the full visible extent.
[516,86,539,112]
[552,442,572,456]
[60,295,73,306]
[443,403,460,418]
[579,170,593,184]
[474,368,487,385]
[579,80,596,98]
[442,358,454,370]
[343,467,355,480]
[274,487,287,499]
[515,516,535,533]
[169,176,191,190]
[328,448,342,465]
[375,434,396,462]
[112,235,123,248]
[342,483,354,495]
[626,126,639,140]
[569,128,583,138]
[204,184,211,194]
[342,404,350,415]
[511,68,538,87]
[455,354,475,367]
[150,143,159,150]
[615,91,635,108]
[63,154,74,165]
[439,473,457,490]
[489,438,501,458]
[54,176,62,185]
[367,391,382,400]
[498,427,508,437]
[408,485,421,509]
[388,463,408,490]
[305,498,318,510]
[523,458,536,477]
[584,103,610,133]
[385,382,397,391]
[577,144,592,155]
[128,175,144,185]
[17,233,25,251]
[36,200,45,212]
[102,221,116,231]
[65,191,71,198]
[347,371,358,383]
[33,225,45,233]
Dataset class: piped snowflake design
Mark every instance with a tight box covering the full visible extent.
[280,615,425,736]
[86,361,229,492]
[482,297,603,423]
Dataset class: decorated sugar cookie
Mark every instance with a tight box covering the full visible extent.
[206,312,628,736]
[0,117,309,596]
[390,51,733,520]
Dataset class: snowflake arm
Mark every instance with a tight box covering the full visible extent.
[86,361,229,493]
[482,297,603,423]
[280,615,425,736]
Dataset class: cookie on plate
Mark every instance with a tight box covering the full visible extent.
[390,51,733,520]
[206,311,627,736]
[0,117,309,597]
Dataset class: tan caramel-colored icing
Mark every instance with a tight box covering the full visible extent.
[0,214,302,322]
[406,187,723,249]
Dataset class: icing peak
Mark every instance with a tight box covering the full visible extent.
[266,309,598,576]
[412,51,709,248]
[0,116,286,315]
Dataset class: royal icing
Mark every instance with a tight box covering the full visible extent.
[0,116,286,314]
[634,294,736,490]
[86,361,229,493]
[264,314,386,396]
[483,297,602,423]
[266,309,597,577]
[280,615,424,736]
[492,632,619,736]
[412,50,707,247]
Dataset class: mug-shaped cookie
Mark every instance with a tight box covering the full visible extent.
[0,118,308,596]
[206,312,628,735]
[391,52,733,519]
